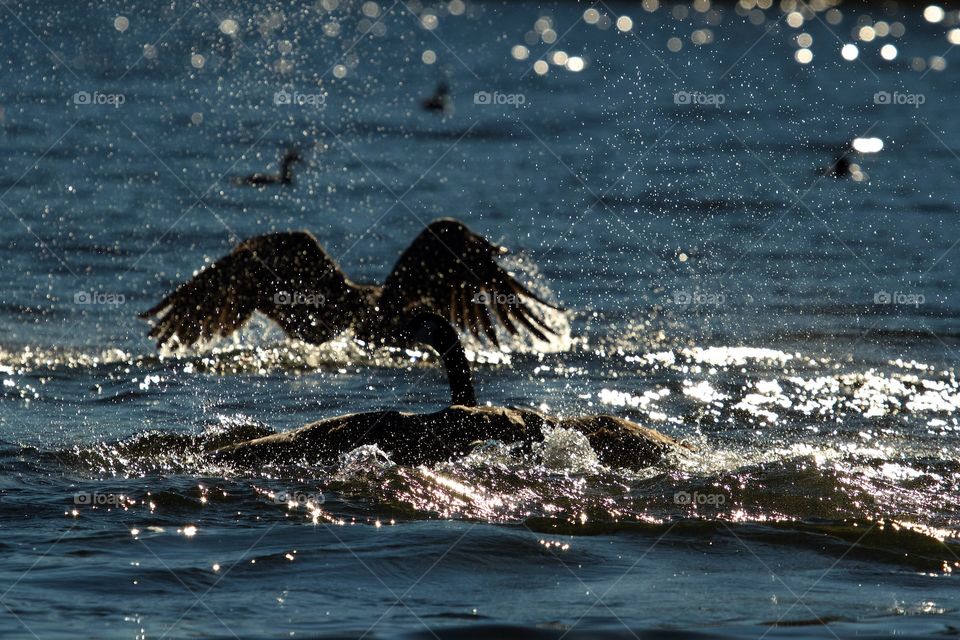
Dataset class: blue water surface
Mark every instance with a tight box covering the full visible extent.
[1,1,959,638]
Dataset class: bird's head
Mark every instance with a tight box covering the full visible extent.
[428,218,508,255]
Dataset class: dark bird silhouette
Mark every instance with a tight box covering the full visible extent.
[211,312,684,470]
[421,81,452,115]
[232,149,303,187]
[141,218,561,350]
[819,154,852,178]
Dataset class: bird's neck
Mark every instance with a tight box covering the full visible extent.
[281,159,296,182]
[430,322,477,407]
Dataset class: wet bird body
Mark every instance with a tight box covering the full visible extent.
[211,404,678,470]
[211,313,685,471]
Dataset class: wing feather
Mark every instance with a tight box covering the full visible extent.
[141,231,359,349]
[379,218,562,345]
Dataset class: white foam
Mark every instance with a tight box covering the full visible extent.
[533,427,601,474]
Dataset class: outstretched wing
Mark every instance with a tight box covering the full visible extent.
[141,232,358,349]
[378,218,561,346]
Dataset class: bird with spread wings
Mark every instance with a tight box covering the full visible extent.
[140,218,562,350]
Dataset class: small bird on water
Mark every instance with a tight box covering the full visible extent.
[232,149,303,187]
[819,154,852,178]
[421,81,453,115]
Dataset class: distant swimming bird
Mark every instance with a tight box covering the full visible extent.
[819,154,852,178]
[211,312,683,470]
[421,81,452,115]
[141,218,561,350]
[232,149,303,187]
